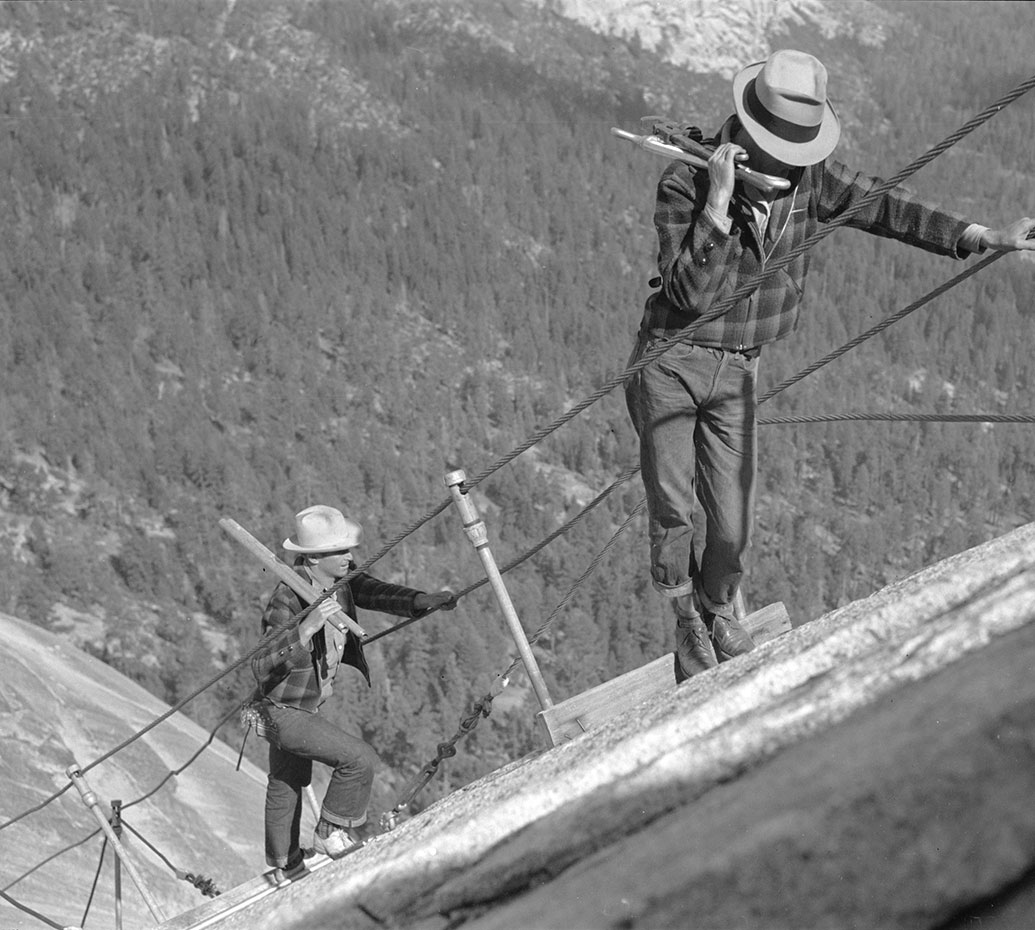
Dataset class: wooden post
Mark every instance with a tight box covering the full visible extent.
[219,518,366,638]
[445,470,554,711]
[66,764,165,925]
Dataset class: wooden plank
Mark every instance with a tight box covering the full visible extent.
[159,854,334,930]
[219,517,366,638]
[536,602,791,746]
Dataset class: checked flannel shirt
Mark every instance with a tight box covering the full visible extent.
[251,561,427,713]
[642,132,977,349]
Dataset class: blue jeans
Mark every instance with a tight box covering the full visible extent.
[625,335,758,606]
[264,703,378,867]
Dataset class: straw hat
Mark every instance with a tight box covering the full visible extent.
[732,49,840,167]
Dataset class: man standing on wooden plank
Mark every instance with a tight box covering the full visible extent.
[625,49,1035,683]
[250,505,454,877]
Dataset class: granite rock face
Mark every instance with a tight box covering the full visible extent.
[0,614,271,930]
[207,522,1035,930]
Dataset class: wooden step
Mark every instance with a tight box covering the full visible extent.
[535,602,791,747]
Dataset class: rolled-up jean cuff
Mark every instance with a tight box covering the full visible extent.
[320,808,367,829]
[653,578,696,598]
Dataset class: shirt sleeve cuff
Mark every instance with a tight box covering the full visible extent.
[704,203,732,235]
[959,223,988,254]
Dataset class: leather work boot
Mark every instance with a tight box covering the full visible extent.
[673,596,718,683]
[271,849,308,887]
[699,595,756,662]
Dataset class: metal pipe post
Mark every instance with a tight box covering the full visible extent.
[66,764,165,924]
[305,785,321,822]
[444,469,553,710]
[111,800,123,930]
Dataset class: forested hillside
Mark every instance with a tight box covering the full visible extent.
[0,0,1033,810]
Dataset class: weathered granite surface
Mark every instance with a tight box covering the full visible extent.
[207,523,1035,930]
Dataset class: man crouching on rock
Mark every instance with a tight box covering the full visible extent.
[250,504,454,879]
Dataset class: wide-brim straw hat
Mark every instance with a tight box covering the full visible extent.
[283,505,363,553]
[732,49,840,167]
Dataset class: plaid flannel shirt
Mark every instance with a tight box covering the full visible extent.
[643,147,975,348]
[251,562,425,713]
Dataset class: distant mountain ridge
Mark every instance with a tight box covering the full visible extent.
[535,0,900,73]
[0,0,900,133]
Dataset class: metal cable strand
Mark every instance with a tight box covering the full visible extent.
[346,72,1035,573]
[3,73,1032,853]
[759,412,1035,425]
[2,829,101,893]
[363,465,641,645]
[0,692,246,835]
[0,889,64,930]
[392,500,647,814]
[79,837,108,928]
[374,75,1035,811]
[758,252,1007,404]
[0,784,74,835]
[118,821,220,896]
[121,702,243,811]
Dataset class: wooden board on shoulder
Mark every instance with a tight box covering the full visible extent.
[535,602,790,747]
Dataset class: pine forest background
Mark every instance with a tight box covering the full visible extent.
[1,0,1034,813]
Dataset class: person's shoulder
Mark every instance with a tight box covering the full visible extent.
[268,580,302,608]
[658,159,706,196]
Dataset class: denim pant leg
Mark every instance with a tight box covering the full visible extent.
[626,337,706,596]
[695,352,758,605]
[627,337,757,600]
[267,704,379,835]
[265,733,311,868]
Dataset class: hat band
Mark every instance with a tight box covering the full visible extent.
[744,79,821,145]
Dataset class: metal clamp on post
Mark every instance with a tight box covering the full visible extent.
[66,763,166,925]
[444,469,553,711]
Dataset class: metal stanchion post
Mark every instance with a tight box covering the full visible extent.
[305,785,321,822]
[444,469,553,710]
[111,800,123,930]
[66,764,165,924]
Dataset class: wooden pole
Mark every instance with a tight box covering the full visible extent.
[219,518,366,638]
[66,764,165,925]
[444,470,553,710]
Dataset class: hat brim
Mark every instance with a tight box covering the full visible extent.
[732,62,840,167]
[282,537,358,553]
